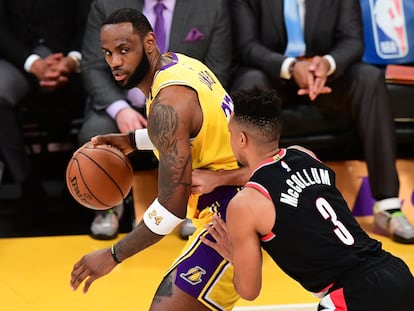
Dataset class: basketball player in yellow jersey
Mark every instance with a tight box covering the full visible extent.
[69,8,249,311]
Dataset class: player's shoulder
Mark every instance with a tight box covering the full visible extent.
[232,186,267,206]
[229,186,275,228]
[287,145,320,161]
[153,85,200,122]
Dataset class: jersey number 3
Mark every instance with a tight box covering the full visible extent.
[316,197,355,245]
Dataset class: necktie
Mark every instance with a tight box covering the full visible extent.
[284,0,306,57]
[154,1,166,53]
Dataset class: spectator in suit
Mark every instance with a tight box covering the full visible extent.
[78,0,233,240]
[229,0,414,244]
[0,0,91,225]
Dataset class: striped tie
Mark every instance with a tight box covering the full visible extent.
[154,1,166,53]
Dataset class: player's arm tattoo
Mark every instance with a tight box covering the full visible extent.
[148,101,192,202]
[115,220,164,261]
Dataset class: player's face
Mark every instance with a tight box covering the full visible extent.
[228,117,247,166]
[101,22,150,89]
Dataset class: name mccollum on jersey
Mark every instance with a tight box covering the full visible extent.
[280,167,332,208]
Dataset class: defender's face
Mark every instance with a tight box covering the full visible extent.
[101,22,149,88]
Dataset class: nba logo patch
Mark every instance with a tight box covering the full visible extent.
[369,0,409,59]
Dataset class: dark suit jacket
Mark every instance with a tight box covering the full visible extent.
[0,0,92,69]
[82,0,232,111]
[231,0,364,80]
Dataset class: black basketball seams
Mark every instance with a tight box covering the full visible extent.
[72,156,113,209]
[77,150,127,198]
[82,145,133,176]
[83,145,131,166]
[66,143,132,209]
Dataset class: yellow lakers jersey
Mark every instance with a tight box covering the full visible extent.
[146,53,238,218]
[146,52,237,171]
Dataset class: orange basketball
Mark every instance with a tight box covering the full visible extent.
[66,143,133,210]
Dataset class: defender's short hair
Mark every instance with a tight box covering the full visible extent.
[231,88,282,140]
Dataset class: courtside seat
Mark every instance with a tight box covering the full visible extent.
[388,83,414,144]
[279,102,357,160]
[279,78,414,161]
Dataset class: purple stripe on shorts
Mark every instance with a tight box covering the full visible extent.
[196,185,241,221]
[174,185,241,305]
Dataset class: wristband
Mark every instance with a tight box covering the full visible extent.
[129,129,155,150]
[110,244,122,264]
[143,198,185,235]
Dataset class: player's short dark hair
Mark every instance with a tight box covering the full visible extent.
[231,88,282,140]
[102,8,153,38]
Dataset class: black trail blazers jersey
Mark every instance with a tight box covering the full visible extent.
[246,148,383,293]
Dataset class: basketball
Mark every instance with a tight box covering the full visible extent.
[65,142,133,210]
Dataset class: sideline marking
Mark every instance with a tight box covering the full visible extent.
[234,303,317,311]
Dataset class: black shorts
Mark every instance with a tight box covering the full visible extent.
[318,251,414,311]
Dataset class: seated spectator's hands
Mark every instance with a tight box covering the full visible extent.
[44,54,78,76]
[292,60,312,90]
[115,107,148,133]
[29,55,60,82]
[296,56,332,101]
[37,53,71,90]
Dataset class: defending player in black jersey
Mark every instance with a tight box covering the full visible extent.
[202,88,414,311]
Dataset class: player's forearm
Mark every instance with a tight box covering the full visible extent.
[113,220,164,262]
[233,270,261,301]
[218,166,250,186]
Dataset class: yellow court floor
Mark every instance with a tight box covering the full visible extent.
[1,159,414,311]
[0,228,413,311]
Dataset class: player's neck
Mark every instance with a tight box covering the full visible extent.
[249,147,281,169]
[138,53,165,95]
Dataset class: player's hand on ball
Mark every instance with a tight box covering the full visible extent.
[66,143,133,210]
[70,248,117,293]
[201,215,233,263]
[91,133,134,155]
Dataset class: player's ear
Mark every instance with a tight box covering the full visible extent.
[240,131,247,147]
[145,32,157,53]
